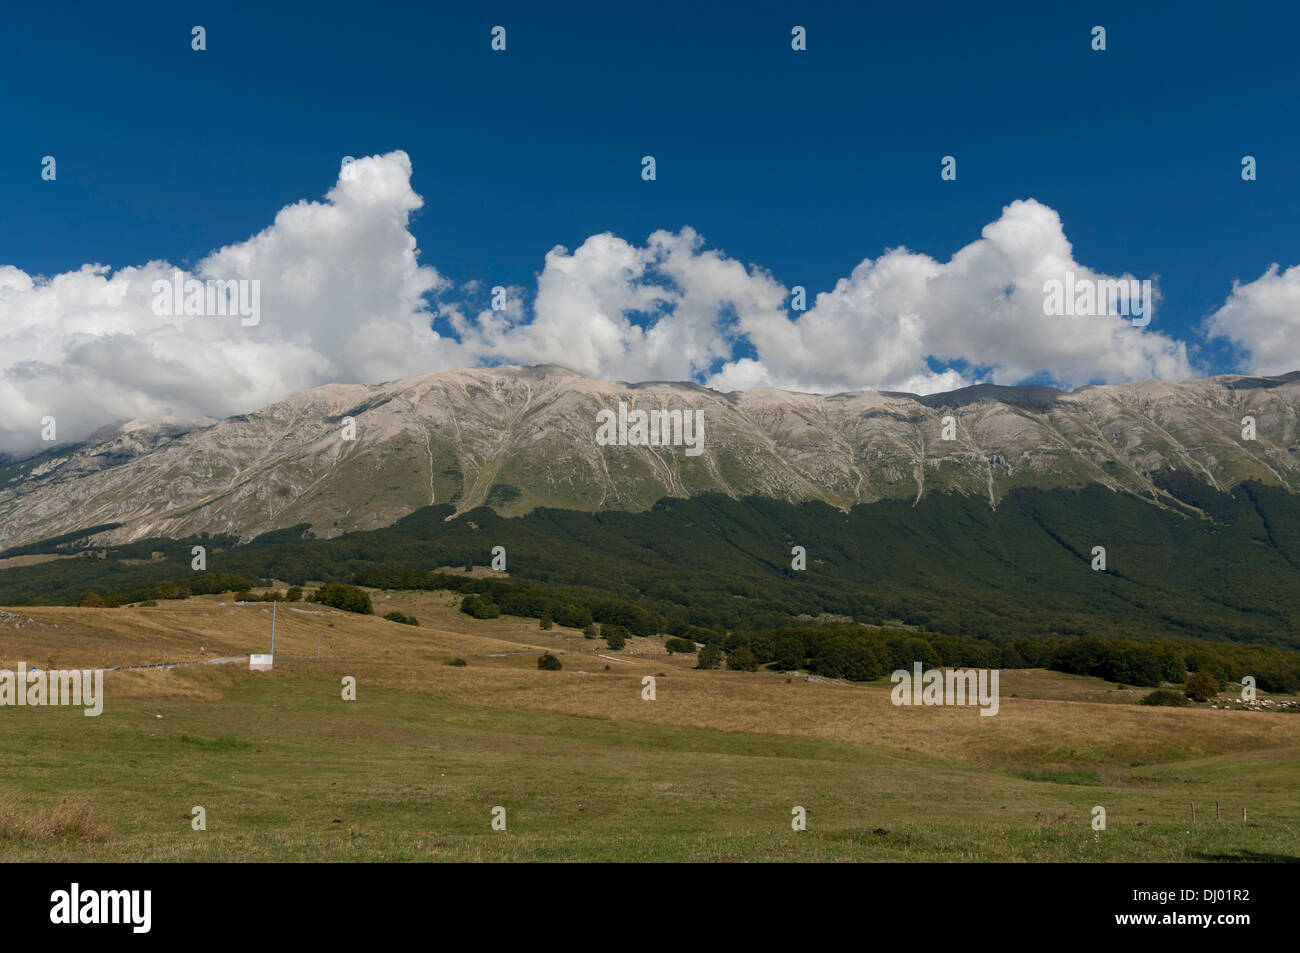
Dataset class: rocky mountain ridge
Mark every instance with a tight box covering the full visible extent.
[2,365,1298,550]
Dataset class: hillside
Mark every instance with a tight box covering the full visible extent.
[2,365,1299,550]
[5,483,1300,653]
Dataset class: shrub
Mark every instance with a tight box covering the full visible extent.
[1140,688,1190,707]
[539,611,554,630]
[1186,669,1221,702]
[583,623,599,640]
[239,587,289,603]
[605,630,627,650]
[311,583,374,615]
[78,592,106,608]
[555,604,593,629]
[384,611,418,626]
[286,586,303,602]
[537,652,562,671]
[771,636,805,671]
[727,646,760,672]
[446,657,468,667]
[665,637,696,654]
[696,644,723,670]
[235,589,283,603]
[459,595,501,619]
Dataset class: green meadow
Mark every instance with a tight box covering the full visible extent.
[1,593,1297,862]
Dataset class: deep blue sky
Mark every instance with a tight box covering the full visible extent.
[3,0,1298,376]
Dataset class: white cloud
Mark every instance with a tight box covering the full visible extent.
[0,151,444,455]
[709,199,1193,393]
[1204,263,1300,376]
[454,200,1195,396]
[456,228,787,382]
[0,155,1226,457]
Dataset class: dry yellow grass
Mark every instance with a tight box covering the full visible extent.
[2,590,1297,861]
[3,591,1296,774]
[0,553,73,570]
[0,796,113,843]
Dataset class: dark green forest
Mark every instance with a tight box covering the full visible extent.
[3,480,1300,688]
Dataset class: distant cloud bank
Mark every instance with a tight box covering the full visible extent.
[0,150,1292,454]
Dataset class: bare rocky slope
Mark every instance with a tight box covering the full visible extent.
[2,364,1298,550]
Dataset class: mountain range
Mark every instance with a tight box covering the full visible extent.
[3,364,1299,551]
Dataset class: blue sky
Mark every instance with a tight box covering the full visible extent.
[2,0,1299,450]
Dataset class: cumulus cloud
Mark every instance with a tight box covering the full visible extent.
[453,228,788,383]
[453,201,1195,396]
[0,152,1223,456]
[1204,263,1300,376]
[0,151,445,455]
[709,200,1193,394]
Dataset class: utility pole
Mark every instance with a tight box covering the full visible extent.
[270,599,277,657]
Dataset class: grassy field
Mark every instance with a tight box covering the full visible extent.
[1,590,1297,862]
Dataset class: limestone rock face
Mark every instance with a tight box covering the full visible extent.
[2,365,1297,549]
